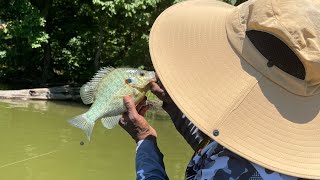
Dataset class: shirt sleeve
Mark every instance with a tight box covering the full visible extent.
[136,136,169,180]
[162,102,206,151]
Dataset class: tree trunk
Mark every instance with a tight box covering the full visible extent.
[42,42,51,83]
[37,0,53,83]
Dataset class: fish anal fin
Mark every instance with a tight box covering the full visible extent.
[101,115,122,129]
[80,66,115,104]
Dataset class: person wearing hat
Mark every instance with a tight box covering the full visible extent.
[120,0,320,179]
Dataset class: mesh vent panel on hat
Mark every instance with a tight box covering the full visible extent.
[246,30,306,80]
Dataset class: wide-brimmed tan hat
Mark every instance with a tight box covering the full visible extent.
[149,0,320,178]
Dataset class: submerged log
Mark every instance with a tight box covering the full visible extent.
[0,86,80,100]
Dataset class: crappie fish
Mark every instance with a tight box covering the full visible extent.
[68,67,156,141]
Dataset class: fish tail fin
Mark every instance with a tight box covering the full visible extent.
[68,114,95,141]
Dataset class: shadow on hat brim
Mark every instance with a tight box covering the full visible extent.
[149,0,320,179]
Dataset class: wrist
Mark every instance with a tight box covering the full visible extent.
[145,135,157,143]
[135,135,157,152]
[162,101,175,109]
[134,125,157,142]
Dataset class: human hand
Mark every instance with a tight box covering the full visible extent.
[149,75,206,151]
[119,95,157,142]
[150,76,173,104]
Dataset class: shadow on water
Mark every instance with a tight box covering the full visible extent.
[0,99,86,114]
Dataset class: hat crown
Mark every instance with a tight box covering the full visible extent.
[150,0,320,178]
[243,0,320,52]
[228,0,320,96]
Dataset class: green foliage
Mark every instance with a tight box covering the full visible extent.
[0,1,48,48]
[49,0,176,83]
[0,0,246,87]
[90,0,170,68]
[0,0,48,81]
[223,0,247,6]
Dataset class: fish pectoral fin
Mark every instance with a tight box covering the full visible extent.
[132,88,140,95]
[101,115,122,129]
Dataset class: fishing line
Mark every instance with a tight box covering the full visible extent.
[0,150,59,169]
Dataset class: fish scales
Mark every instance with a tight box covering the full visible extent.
[68,67,156,141]
[88,70,131,118]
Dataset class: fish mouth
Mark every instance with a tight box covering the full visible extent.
[149,71,157,82]
[150,77,157,82]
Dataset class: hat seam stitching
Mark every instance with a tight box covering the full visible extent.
[304,78,307,96]
[234,1,309,85]
[302,51,320,55]
[236,6,245,33]
[218,137,320,179]
[270,0,307,61]
[244,35,309,96]
[271,1,309,94]
[270,0,295,45]
[148,0,213,138]
[216,76,261,129]
[271,0,316,56]
[149,0,320,178]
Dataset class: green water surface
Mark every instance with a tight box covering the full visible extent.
[0,99,193,180]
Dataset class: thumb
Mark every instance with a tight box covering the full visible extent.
[150,82,164,94]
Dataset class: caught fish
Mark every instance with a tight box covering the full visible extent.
[68,67,156,141]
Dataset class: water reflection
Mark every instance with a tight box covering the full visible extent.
[0,99,193,180]
[0,99,49,112]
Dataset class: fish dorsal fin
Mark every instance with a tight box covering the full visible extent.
[80,66,115,104]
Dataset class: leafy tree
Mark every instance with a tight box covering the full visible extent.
[0,0,247,88]
[50,0,177,83]
[0,0,48,84]
[223,0,247,6]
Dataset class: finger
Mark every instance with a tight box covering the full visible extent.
[150,82,168,101]
[123,95,139,118]
[118,117,126,127]
[123,95,136,111]
[154,75,164,89]
[138,105,151,116]
[136,96,147,111]
[150,82,164,94]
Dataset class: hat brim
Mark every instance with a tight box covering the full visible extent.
[150,0,320,179]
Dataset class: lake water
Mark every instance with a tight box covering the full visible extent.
[0,99,193,180]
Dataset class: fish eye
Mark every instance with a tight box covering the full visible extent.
[139,72,145,76]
